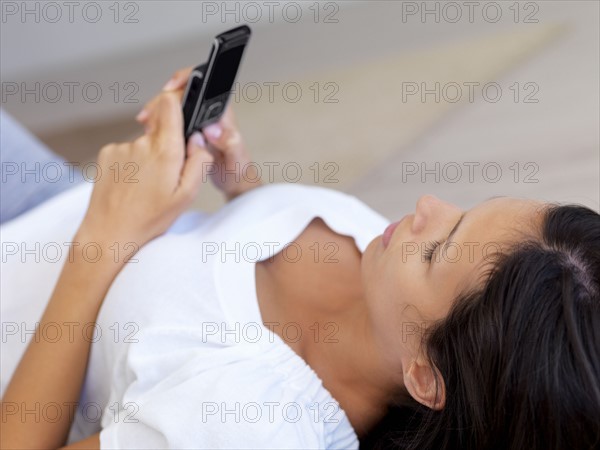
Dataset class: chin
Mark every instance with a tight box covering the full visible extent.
[360,236,383,282]
[362,235,381,260]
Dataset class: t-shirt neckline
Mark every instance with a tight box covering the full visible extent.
[214,202,367,444]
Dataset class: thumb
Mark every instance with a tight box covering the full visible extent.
[178,132,215,199]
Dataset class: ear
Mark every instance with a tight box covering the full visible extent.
[403,359,446,410]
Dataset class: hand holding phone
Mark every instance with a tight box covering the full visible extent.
[137,25,260,201]
[137,69,262,200]
[182,25,251,139]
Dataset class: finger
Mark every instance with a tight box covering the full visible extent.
[178,132,215,201]
[148,93,186,152]
[163,66,194,91]
[137,87,186,125]
[203,119,243,156]
[135,95,159,123]
[136,94,161,125]
[201,104,237,132]
[135,108,149,123]
[220,104,237,127]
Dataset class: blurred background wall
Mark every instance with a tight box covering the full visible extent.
[1,1,598,216]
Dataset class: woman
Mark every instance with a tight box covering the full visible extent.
[1,67,599,450]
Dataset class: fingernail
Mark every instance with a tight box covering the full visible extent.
[204,123,222,140]
[162,78,178,91]
[190,131,206,148]
[136,109,149,121]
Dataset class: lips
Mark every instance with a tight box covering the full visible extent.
[382,220,401,248]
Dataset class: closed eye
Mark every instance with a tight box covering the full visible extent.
[423,240,441,262]
[425,212,466,265]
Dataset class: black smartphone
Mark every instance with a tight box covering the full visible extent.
[182,25,251,139]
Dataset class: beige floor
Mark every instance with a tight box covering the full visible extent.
[348,2,599,218]
[11,1,599,219]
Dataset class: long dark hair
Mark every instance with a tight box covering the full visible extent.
[361,204,600,450]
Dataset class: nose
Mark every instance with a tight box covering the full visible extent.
[412,195,461,233]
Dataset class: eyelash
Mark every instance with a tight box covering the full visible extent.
[424,240,442,262]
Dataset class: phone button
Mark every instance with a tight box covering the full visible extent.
[204,102,223,120]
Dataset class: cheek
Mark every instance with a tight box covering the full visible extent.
[416,267,465,321]
[361,242,425,339]
[362,239,424,306]
[366,278,425,363]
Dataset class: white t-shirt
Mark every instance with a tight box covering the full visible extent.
[0,182,389,449]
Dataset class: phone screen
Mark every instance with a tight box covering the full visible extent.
[205,45,245,99]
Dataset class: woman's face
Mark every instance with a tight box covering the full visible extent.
[361,195,545,370]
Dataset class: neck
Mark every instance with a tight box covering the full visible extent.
[306,300,404,437]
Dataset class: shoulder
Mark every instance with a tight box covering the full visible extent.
[224,182,371,214]
[219,183,387,232]
[100,350,358,449]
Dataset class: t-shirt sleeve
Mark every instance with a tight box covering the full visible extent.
[98,331,349,450]
[99,358,330,449]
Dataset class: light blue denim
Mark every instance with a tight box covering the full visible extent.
[0,109,83,224]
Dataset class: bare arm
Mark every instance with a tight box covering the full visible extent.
[0,92,213,449]
[60,433,100,449]
[1,232,126,449]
